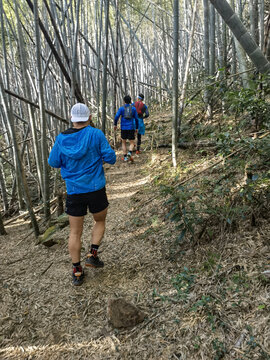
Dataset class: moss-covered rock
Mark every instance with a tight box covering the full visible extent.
[51,214,69,229]
[56,214,69,229]
[37,225,58,247]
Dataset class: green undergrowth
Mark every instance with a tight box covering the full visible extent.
[127,111,270,253]
[148,130,270,247]
[125,106,270,358]
[145,109,270,357]
[125,86,270,358]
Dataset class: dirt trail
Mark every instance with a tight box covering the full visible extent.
[1,145,270,360]
[0,150,167,359]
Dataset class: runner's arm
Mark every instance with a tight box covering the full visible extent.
[99,131,116,165]
[143,105,149,119]
[48,138,61,168]
[114,107,123,126]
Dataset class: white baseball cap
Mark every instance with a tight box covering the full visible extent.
[71,103,90,122]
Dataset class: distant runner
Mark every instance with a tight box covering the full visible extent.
[48,103,116,286]
[114,95,138,162]
[133,93,149,154]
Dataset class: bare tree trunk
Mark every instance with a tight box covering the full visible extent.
[209,3,216,78]
[96,0,103,127]
[34,0,51,221]
[71,0,81,105]
[172,0,179,168]
[249,0,259,45]
[259,0,264,51]
[118,21,128,94]
[178,0,198,132]
[113,0,120,116]
[231,0,250,88]
[203,0,211,117]
[0,211,7,235]
[101,0,109,134]
[0,161,9,212]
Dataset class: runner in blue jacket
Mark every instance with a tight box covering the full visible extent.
[114,95,138,162]
[48,103,116,286]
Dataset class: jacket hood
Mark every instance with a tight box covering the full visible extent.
[57,127,90,160]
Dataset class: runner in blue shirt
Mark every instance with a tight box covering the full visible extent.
[114,95,138,162]
[48,103,116,286]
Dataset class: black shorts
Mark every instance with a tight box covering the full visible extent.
[65,187,109,217]
[121,129,135,140]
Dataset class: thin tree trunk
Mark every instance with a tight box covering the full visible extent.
[259,0,264,51]
[209,3,216,77]
[118,21,128,94]
[101,0,109,134]
[113,0,120,117]
[34,0,51,221]
[249,0,259,45]
[203,0,211,117]
[71,0,81,105]
[0,211,7,235]
[0,160,9,212]
[96,0,103,127]
[172,0,179,168]
[178,0,198,132]
[231,0,250,88]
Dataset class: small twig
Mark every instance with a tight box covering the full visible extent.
[40,262,53,276]
[15,229,36,246]
[5,256,26,265]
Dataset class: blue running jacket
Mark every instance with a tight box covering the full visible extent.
[48,126,116,195]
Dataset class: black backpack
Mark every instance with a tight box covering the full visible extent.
[124,105,132,119]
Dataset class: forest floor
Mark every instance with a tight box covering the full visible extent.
[0,113,269,360]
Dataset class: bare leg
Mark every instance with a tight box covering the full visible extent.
[91,207,108,246]
[129,140,135,152]
[68,216,84,263]
[122,139,127,155]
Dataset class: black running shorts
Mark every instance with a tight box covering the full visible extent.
[121,129,135,140]
[65,187,109,216]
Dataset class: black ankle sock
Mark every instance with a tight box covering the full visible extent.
[73,261,81,268]
[91,244,99,257]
